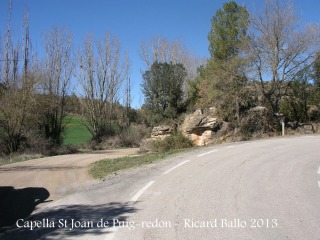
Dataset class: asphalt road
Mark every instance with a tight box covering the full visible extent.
[2,136,320,240]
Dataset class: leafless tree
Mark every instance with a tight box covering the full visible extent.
[40,26,73,145]
[124,76,131,125]
[1,0,13,87]
[77,33,129,141]
[0,7,39,153]
[140,36,206,88]
[246,0,320,114]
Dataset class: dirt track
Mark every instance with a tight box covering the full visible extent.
[0,148,139,201]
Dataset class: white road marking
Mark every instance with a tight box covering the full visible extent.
[105,181,155,240]
[317,166,320,174]
[198,150,218,157]
[163,160,190,175]
[130,181,155,203]
[318,181,320,189]
[225,146,235,149]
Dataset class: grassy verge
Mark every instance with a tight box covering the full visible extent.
[63,115,92,145]
[0,154,43,166]
[89,149,191,179]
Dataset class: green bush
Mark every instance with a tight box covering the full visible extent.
[152,132,193,152]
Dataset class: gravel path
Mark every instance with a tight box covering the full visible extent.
[0,148,139,201]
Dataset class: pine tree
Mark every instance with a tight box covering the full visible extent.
[208,1,249,60]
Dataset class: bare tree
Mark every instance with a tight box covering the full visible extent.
[0,7,39,153]
[124,76,131,126]
[1,0,13,87]
[77,33,129,141]
[246,0,320,114]
[140,35,205,83]
[40,26,73,145]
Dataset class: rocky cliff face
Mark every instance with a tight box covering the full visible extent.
[180,107,227,146]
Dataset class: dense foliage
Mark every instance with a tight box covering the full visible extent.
[191,1,252,126]
[208,0,249,60]
[142,61,187,124]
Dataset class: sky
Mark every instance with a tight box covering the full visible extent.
[0,0,319,108]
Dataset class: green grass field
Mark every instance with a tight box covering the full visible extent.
[63,115,92,145]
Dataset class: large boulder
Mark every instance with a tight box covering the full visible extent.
[151,125,175,140]
[140,125,176,152]
[180,107,225,146]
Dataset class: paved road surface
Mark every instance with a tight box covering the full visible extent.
[2,136,320,239]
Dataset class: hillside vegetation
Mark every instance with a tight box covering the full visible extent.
[0,0,319,159]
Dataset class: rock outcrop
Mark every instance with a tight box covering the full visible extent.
[140,125,176,152]
[151,125,175,140]
[180,107,225,146]
[249,106,267,112]
[140,108,226,151]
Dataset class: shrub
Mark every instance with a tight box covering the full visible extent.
[239,110,269,140]
[0,153,43,166]
[46,144,79,156]
[152,132,193,152]
[87,124,150,149]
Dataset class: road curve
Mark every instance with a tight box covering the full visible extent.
[2,136,320,240]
